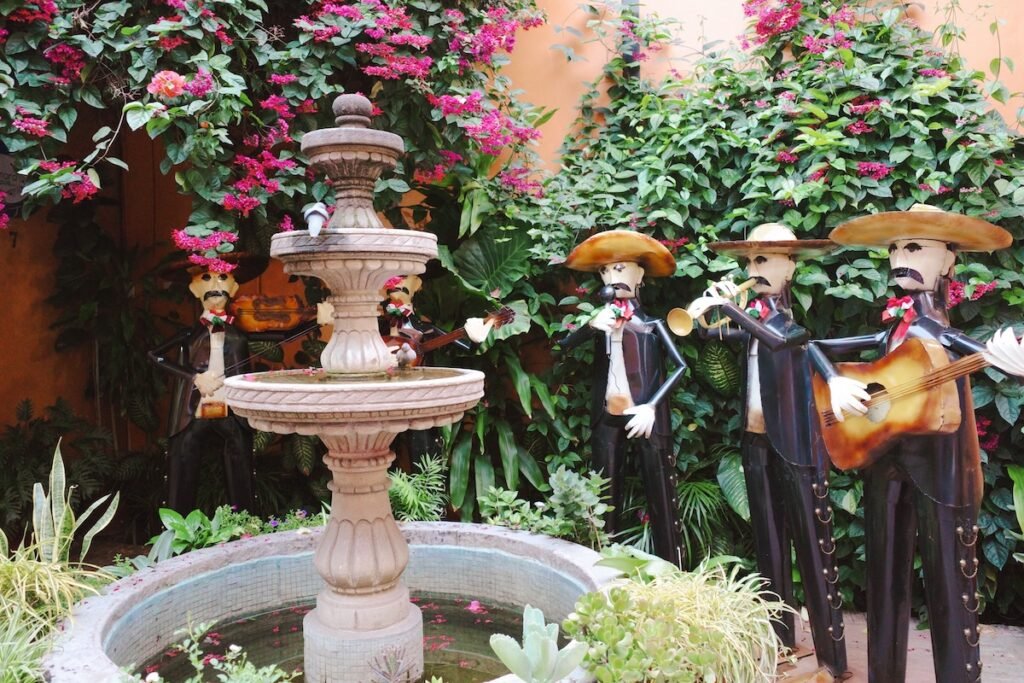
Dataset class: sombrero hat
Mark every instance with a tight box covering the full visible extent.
[565,230,676,278]
[709,223,835,258]
[158,251,270,285]
[830,204,1011,252]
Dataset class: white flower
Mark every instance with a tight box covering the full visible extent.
[145,674,161,683]
[296,527,313,535]
[229,644,242,653]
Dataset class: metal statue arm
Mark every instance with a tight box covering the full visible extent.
[647,319,688,408]
[697,322,750,343]
[808,331,887,381]
[556,323,598,354]
[148,328,196,381]
[714,301,808,351]
[940,328,987,357]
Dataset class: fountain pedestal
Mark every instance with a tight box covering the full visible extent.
[225,94,484,682]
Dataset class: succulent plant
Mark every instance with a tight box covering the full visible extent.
[489,605,587,683]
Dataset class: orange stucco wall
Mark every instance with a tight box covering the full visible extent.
[1,0,1021,435]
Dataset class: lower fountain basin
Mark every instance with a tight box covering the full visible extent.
[223,367,485,436]
[42,523,619,682]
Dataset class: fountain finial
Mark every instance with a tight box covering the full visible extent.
[333,93,372,128]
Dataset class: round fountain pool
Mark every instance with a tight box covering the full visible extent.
[44,523,618,682]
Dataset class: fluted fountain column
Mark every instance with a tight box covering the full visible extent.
[224,93,485,682]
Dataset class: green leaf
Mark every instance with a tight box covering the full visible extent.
[716,451,749,521]
[517,446,546,491]
[495,419,520,490]
[474,453,495,504]
[452,229,532,298]
[449,434,473,509]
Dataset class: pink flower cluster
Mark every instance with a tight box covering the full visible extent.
[846,120,873,135]
[185,68,215,98]
[188,253,237,273]
[0,191,9,231]
[449,6,539,68]
[221,151,296,217]
[807,166,829,183]
[412,151,463,186]
[158,35,188,51]
[776,149,799,164]
[918,183,951,194]
[268,74,298,86]
[465,110,539,156]
[8,0,58,24]
[259,94,296,120]
[975,415,999,452]
[657,237,690,253]
[147,70,187,99]
[947,279,997,307]
[43,43,86,86]
[172,229,239,252]
[13,115,49,138]
[826,5,857,26]
[847,96,884,115]
[743,0,803,47]
[320,2,363,21]
[428,91,484,117]
[919,68,949,78]
[356,40,434,80]
[856,161,893,180]
[39,160,98,203]
[497,167,544,198]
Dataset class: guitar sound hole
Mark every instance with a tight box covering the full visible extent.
[864,382,890,423]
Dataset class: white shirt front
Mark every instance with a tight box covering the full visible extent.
[746,339,766,433]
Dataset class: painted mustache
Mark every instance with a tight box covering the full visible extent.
[204,290,230,301]
[753,276,771,286]
[891,267,924,284]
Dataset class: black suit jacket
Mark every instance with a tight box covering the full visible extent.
[560,307,686,450]
[709,299,827,470]
[149,323,253,437]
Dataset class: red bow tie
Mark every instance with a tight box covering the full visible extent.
[201,311,234,328]
[882,296,916,346]
[610,299,635,321]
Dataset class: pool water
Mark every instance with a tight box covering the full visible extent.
[137,593,520,682]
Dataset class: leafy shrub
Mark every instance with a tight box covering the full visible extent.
[563,550,786,683]
[388,452,449,522]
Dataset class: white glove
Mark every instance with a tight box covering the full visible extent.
[316,301,335,325]
[589,306,618,333]
[464,317,495,343]
[984,327,1024,377]
[704,278,740,299]
[194,371,224,397]
[828,376,869,422]
[623,403,656,439]
[686,295,728,320]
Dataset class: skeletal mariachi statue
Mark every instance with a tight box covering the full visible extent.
[149,253,329,513]
[558,230,686,567]
[684,223,847,681]
[809,204,1024,683]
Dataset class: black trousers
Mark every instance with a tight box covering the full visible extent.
[591,415,683,567]
[863,457,982,683]
[743,432,847,677]
[167,415,255,513]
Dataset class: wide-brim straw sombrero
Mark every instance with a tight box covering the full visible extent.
[159,251,270,285]
[565,230,676,278]
[830,204,1011,252]
[709,223,835,258]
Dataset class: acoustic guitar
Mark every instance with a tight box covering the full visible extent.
[811,337,990,470]
[383,306,516,367]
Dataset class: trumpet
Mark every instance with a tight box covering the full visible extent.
[666,278,758,336]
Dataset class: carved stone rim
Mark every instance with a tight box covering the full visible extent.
[271,228,437,259]
[300,127,404,155]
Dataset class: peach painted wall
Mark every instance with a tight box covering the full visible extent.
[2,1,1022,433]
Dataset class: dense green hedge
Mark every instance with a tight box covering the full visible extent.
[503,0,1024,622]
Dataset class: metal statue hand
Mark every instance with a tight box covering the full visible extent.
[623,403,656,439]
[828,376,869,422]
[984,327,1024,377]
[194,371,223,397]
[464,317,494,343]
[686,295,728,320]
[704,278,740,299]
[589,306,618,333]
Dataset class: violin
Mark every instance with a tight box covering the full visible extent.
[230,295,317,333]
[382,306,516,367]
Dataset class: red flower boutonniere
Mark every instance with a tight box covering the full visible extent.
[385,300,413,320]
[610,298,635,321]
[745,299,769,320]
[882,296,916,324]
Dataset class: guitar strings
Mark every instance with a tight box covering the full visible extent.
[821,353,989,425]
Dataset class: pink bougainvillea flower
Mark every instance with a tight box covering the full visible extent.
[776,149,799,164]
[802,35,826,54]
[919,68,949,78]
[13,116,49,137]
[856,161,893,180]
[846,120,873,135]
[465,600,488,614]
[847,96,884,115]
[147,70,187,99]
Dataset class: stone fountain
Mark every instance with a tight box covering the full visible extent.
[223,94,484,682]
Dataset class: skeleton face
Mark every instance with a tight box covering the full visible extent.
[598,261,645,299]
[746,252,796,296]
[888,238,955,292]
[189,271,239,312]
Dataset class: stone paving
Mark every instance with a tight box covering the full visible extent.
[781,612,1024,681]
